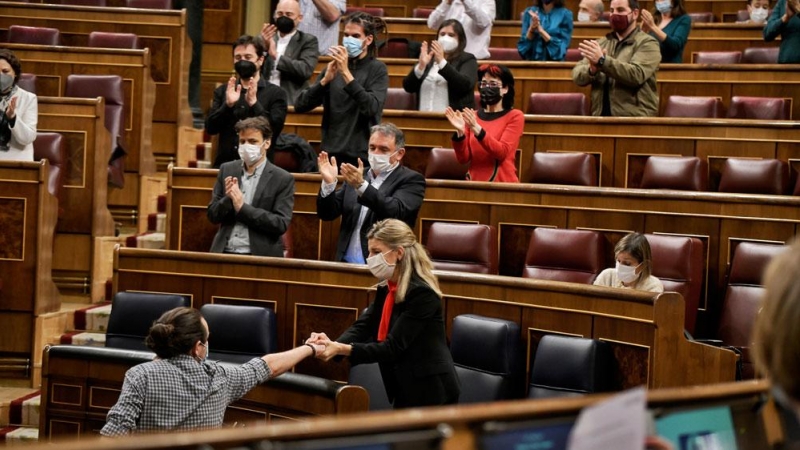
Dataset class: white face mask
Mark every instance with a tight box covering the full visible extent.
[368,151,396,174]
[578,11,592,22]
[237,142,264,166]
[437,34,458,53]
[750,7,768,22]
[615,261,641,284]
[367,250,396,280]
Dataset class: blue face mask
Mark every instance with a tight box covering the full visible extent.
[655,0,672,14]
[343,36,364,58]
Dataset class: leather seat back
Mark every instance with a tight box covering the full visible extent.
[528,335,616,398]
[527,93,589,116]
[88,31,141,49]
[424,147,469,180]
[663,96,724,118]
[426,222,497,274]
[718,158,789,195]
[528,152,597,186]
[640,156,708,191]
[8,25,60,45]
[523,228,606,284]
[106,292,190,351]
[33,132,67,200]
[200,304,277,364]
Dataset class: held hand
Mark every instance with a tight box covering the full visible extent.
[5,96,17,120]
[418,41,433,69]
[321,60,339,86]
[306,332,331,345]
[578,40,604,65]
[444,106,466,135]
[318,151,338,184]
[318,342,342,361]
[225,77,241,107]
[244,78,258,107]
[340,159,365,188]
[430,39,445,64]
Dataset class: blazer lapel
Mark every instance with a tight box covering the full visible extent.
[251,161,273,204]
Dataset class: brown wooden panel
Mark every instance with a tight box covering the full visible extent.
[178,206,217,252]
[0,313,33,354]
[0,198,25,260]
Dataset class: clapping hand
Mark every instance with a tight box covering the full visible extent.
[225,76,241,107]
[5,97,17,120]
[224,176,244,211]
[578,39,605,68]
[527,10,541,35]
[318,151,338,184]
[461,107,481,134]
[640,9,655,32]
[330,46,352,80]
[261,23,278,58]
[430,39,445,64]
[418,41,433,71]
[340,159,365,189]
[445,107,466,137]
[243,77,258,107]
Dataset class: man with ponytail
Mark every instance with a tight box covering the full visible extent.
[101,307,323,436]
[306,219,460,409]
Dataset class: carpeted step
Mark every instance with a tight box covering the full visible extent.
[58,332,106,347]
[73,303,112,332]
[2,426,39,445]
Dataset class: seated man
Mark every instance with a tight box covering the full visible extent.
[317,122,425,263]
[572,0,660,116]
[578,0,605,22]
[207,117,294,257]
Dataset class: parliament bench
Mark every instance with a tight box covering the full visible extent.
[40,345,369,439]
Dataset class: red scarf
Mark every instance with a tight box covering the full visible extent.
[377,281,397,342]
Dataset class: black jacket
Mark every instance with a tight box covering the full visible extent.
[337,277,460,408]
[261,30,320,105]
[402,51,478,111]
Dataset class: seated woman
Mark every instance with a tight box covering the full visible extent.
[402,19,477,112]
[738,0,771,24]
[752,239,800,448]
[0,49,37,161]
[640,0,691,63]
[444,64,524,183]
[594,232,664,292]
[517,0,574,61]
[306,219,460,409]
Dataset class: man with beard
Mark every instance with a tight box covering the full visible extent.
[261,0,320,105]
[207,35,288,167]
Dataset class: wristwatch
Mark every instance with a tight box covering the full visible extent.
[597,55,606,67]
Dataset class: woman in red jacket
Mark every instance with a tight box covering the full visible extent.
[445,63,524,183]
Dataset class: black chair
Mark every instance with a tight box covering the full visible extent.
[105,292,190,351]
[528,335,616,398]
[450,314,523,403]
[200,304,277,364]
[348,363,393,411]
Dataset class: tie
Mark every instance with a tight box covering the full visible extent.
[377,281,398,342]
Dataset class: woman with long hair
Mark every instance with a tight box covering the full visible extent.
[402,19,477,111]
[640,0,691,63]
[307,219,460,409]
[444,63,524,182]
[517,0,575,61]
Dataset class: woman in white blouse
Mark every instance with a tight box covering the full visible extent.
[402,19,477,112]
[0,49,37,162]
[594,232,664,293]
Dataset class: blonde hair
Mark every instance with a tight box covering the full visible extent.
[367,219,442,303]
[752,240,799,399]
[615,232,653,282]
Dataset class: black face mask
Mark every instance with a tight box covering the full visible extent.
[234,60,257,80]
[275,16,295,34]
[479,85,503,106]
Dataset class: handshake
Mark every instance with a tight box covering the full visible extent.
[304,332,345,361]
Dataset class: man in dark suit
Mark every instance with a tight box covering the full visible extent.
[317,122,426,263]
[208,117,294,257]
[261,0,321,105]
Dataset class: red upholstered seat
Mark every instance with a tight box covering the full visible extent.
[688,11,715,22]
[88,31,140,49]
[7,25,60,45]
[716,242,786,379]
[345,6,384,16]
[692,51,741,64]
[640,156,708,191]
[61,0,107,5]
[383,88,416,111]
[646,234,704,334]
[378,38,409,58]
[565,48,582,62]
[426,222,498,274]
[488,47,522,61]
[412,8,433,18]
[528,152,597,186]
[718,158,789,195]
[17,74,37,94]
[663,95,724,118]
[741,47,779,64]
[33,132,67,201]
[424,147,469,180]
[727,96,792,120]
[125,0,172,7]
[523,228,606,283]
[526,93,589,116]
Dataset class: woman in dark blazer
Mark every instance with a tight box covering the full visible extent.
[307,219,460,409]
[402,19,477,112]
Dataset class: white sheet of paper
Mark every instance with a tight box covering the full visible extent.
[567,386,647,450]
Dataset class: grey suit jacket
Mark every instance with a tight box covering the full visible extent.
[207,159,295,257]
[262,30,320,105]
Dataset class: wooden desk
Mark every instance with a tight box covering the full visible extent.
[0,1,193,161]
[6,43,156,176]
[39,345,369,439]
[113,247,738,390]
[0,160,59,382]
[166,167,800,335]
[29,380,774,450]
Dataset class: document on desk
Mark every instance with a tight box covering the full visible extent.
[567,386,647,450]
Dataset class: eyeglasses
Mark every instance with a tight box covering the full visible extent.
[479,81,502,88]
